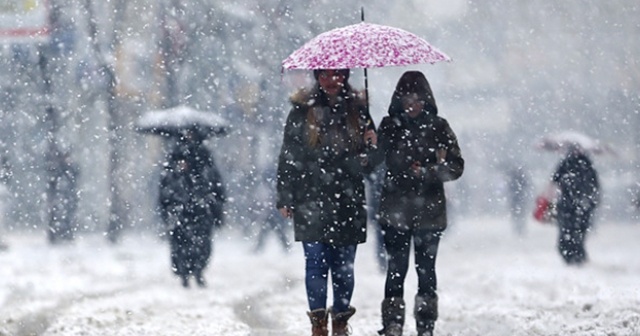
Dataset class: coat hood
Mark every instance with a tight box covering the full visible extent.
[387,71,438,118]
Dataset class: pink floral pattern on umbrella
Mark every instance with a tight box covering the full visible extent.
[282,22,450,70]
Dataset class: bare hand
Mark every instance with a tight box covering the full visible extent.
[410,161,422,176]
[364,129,377,147]
[279,207,293,219]
[436,149,446,163]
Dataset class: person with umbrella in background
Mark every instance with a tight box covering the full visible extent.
[136,105,229,288]
[550,144,600,265]
[277,68,377,336]
[158,128,226,288]
[373,71,464,336]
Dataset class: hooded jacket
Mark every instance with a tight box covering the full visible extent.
[276,85,375,245]
[373,72,464,231]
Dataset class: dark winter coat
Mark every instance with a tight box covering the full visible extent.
[552,150,600,227]
[159,144,225,275]
[159,146,225,229]
[372,98,464,232]
[276,86,375,246]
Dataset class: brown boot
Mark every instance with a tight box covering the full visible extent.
[307,308,328,336]
[330,306,356,336]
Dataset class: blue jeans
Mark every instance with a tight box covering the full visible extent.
[303,242,357,313]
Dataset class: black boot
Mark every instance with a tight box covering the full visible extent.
[415,295,437,336]
[378,297,404,336]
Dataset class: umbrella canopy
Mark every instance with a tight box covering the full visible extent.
[537,131,615,155]
[136,105,230,138]
[282,22,450,70]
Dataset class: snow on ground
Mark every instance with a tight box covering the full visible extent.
[1,216,639,336]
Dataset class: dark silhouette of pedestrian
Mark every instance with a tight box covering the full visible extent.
[365,163,387,273]
[159,132,226,288]
[254,168,290,253]
[551,145,600,265]
[47,150,80,244]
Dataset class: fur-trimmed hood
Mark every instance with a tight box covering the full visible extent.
[289,85,367,110]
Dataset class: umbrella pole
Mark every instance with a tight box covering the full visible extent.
[364,68,370,117]
[361,7,371,118]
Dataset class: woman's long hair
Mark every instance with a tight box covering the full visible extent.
[387,71,438,118]
[306,79,364,150]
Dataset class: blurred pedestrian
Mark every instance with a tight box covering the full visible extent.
[276,68,377,336]
[0,156,9,251]
[551,145,600,265]
[254,167,290,253]
[159,131,226,288]
[631,182,640,213]
[365,162,387,273]
[506,165,531,235]
[47,150,80,244]
[373,71,464,336]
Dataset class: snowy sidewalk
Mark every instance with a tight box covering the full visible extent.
[1,217,639,335]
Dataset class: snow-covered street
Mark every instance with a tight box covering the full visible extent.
[1,217,638,336]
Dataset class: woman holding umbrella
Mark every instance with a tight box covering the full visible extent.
[276,68,377,336]
[374,71,464,336]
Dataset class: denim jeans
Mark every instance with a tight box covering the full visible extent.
[303,242,357,313]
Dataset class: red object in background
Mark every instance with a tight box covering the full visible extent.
[533,196,554,223]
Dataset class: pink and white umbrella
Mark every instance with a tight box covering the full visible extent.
[282,22,451,70]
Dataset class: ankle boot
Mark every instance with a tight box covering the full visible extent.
[330,306,356,336]
[414,295,437,336]
[307,308,328,336]
[378,297,404,336]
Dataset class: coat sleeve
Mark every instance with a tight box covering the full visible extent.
[422,118,464,183]
[276,108,305,209]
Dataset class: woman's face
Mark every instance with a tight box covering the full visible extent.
[401,93,425,118]
[317,70,346,96]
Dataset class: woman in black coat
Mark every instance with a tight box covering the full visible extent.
[374,71,464,336]
[552,145,600,265]
[159,136,225,288]
[276,69,377,336]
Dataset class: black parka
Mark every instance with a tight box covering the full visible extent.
[159,143,225,276]
[276,86,375,246]
[373,101,464,231]
[552,150,600,221]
